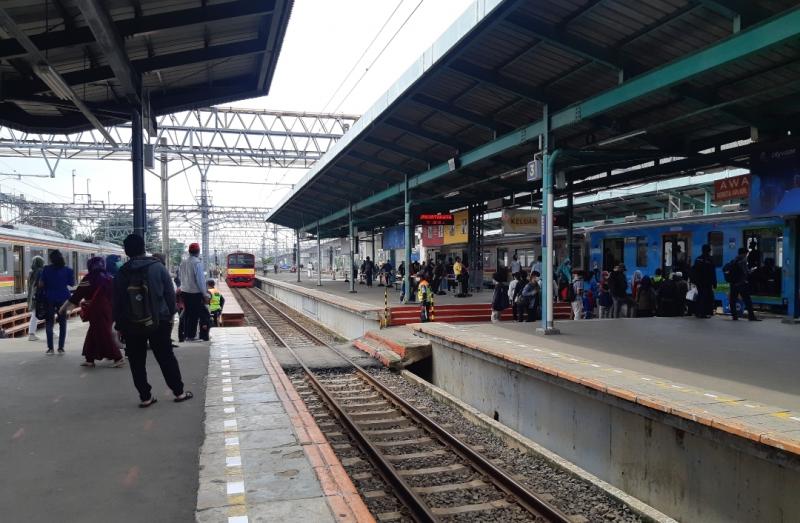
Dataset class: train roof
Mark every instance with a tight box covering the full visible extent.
[0,224,125,253]
[584,211,781,233]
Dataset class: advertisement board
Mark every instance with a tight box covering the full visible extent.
[713,174,751,202]
[443,210,468,245]
[421,224,444,246]
[382,225,406,250]
[501,208,540,234]
[417,213,454,225]
[750,146,800,215]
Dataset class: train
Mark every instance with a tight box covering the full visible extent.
[0,224,126,305]
[480,211,794,315]
[226,251,256,287]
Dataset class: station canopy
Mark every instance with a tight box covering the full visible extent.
[0,0,293,133]
[267,0,800,238]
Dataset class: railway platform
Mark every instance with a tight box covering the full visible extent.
[408,318,800,522]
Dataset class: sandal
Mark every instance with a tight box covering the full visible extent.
[139,397,157,408]
[174,391,194,403]
[111,359,126,368]
[80,361,95,367]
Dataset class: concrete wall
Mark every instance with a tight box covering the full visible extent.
[426,337,800,523]
[256,279,381,340]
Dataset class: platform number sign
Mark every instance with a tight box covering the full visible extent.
[527,159,542,182]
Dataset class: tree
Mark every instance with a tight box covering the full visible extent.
[93,213,159,251]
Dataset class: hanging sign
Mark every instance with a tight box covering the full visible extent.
[713,174,751,202]
[502,208,540,234]
[417,213,454,225]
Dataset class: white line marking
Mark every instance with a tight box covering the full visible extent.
[641,377,652,381]
[590,364,601,368]
[704,393,718,398]
[790,416,800,422]
[671,385,684,389]
[222,371,231,376]
[222,364,231,369]
[612,369,623,374]
[549,352,559,356]
[223,396,234,402]
[228,516,249,523]
[517,344,527,348]
[224,420,238,429]
[225,437,240,447]
[221,359,229,364]
[223,386,233,392]
[224,407,236,414]
[744,404,757,408]
[569,358,578,362]
[222,378,232,383]
[226,456,242,467]
[226,481,245,495]
[533,348,543,352]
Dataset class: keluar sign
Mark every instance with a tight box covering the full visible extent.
[713,174,751,202]
[502,209,540,234]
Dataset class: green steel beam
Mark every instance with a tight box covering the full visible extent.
[298,8,800,234]
[696,1,771,27]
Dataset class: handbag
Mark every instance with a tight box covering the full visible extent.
[34,289,49,320]
[685,286,698,302]
[79,286,102,322]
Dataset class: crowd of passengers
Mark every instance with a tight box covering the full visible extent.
[491,243,771,322]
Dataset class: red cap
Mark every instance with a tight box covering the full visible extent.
[189,242,200,253]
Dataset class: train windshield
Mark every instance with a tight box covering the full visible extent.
[228,253,255,268]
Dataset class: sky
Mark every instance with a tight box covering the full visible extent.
[0,0,474,251]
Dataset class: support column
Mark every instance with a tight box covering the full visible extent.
[131,108,146,238]
[567,189,574,267]
[404,175,412,304]
[538,104,560,335]
[317,225,322,287]
[349,204,356,293]
[296,229,301,282]
[159,137,169,273]
[371,228,376,262]
[704,189,712,215]
[200,165,210,272]
[273,223,278,273]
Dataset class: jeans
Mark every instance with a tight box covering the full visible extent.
[571,300,583,320]
[612,296,633,318]
[183,292,210,340]
[45,302,67,350]
[124,320,184,402]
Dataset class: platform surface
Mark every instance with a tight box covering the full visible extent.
[0,319,210,522]
[411,317,800,455]
[259,272,496,307]
[196,327,371,523]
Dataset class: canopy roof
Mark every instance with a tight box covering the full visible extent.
[0,0,293,133]
[267,0,800,237]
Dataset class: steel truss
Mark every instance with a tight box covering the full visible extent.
[0,107,359,170]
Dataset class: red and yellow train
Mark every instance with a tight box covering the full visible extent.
[226,251,255,287]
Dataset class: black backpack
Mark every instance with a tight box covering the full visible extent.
[121,261,158,333]
[567,281,577,302]
[722,260,737,284]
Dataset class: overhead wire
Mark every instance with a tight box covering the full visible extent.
[333,0,426,113]
[320,0,405,113]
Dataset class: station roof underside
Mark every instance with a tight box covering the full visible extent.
[267,0,800,239]
[0,0,293,133]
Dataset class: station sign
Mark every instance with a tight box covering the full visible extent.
[502,208,540,234]
[417,213,454,225]
[713,174,751,202]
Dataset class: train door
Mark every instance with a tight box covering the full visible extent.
[602,238,623,271]
[497,248,508,273]
[662,234,691,277]
[12,245,24,293]
[743,227,782,296]
[72,251,79,273]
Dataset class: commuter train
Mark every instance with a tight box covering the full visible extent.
[481,211,793,314]
[0,224,126,305]
[226,251,256,287]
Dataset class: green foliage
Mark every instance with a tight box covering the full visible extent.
[92,213,159,251]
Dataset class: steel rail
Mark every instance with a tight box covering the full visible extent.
[238,287,572,523]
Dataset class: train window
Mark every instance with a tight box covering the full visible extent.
[0,247,6,272]
[636,237,647,267]
[603,238,623,271]
[743,228,783,269]
[707,231,723,267]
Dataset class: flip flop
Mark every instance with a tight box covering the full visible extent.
[174,391,194,403]
[139,397,157,408]
[80,361,95,367]
[111,359,126,368]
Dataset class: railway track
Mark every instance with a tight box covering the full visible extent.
[237,287,573,523]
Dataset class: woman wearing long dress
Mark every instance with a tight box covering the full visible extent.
[60,257,125,368]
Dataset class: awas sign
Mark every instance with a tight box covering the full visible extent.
[502,209,540,234]
[713,174,750,202]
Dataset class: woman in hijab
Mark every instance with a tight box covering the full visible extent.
[26,256,45,341]
[60,256,124,368]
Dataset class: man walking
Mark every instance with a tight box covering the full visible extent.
[364,256,374,287]
[114,234,192,407]
[178,242,211,341]
[727,247,761,321]
[692,244,717,318]
[608,264,633,318]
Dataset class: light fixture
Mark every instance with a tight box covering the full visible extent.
[34,64,73,101]
[444,191,460,199]
[596,129,647,147]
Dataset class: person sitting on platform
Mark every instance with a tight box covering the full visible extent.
[207,280,225,327]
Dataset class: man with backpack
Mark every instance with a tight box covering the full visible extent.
[724,248,761,321]
[608,264,634,318]
[113,234,192,408]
